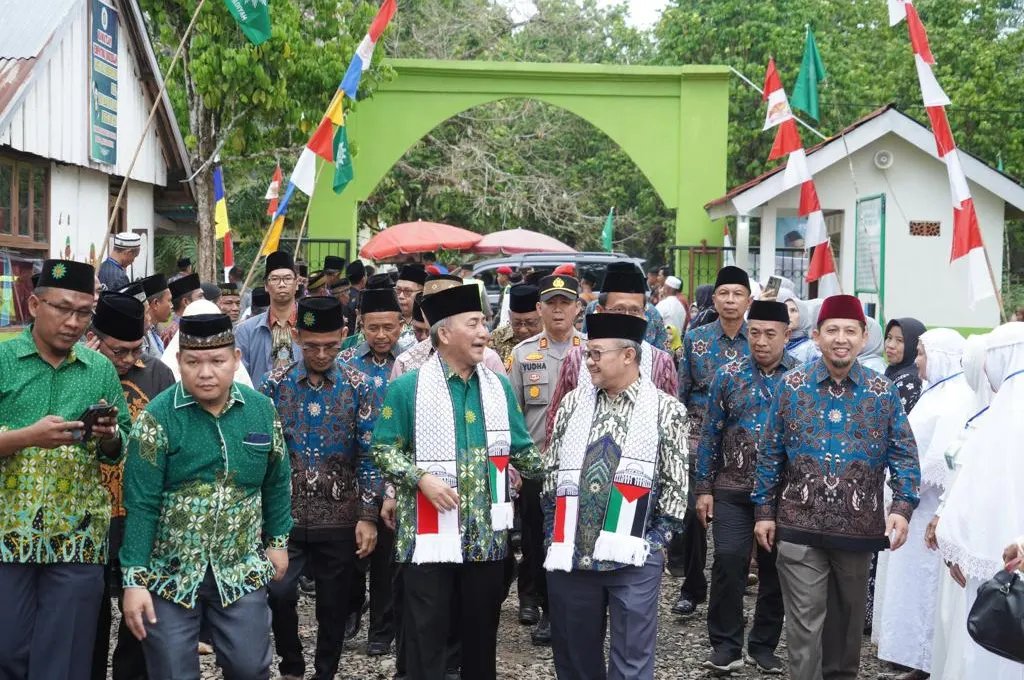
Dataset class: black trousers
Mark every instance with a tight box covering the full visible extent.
[394,564,462,676]
[91,572,148,680]
[706,497,784,658]
[403,561,506,680]
[268,533,355,680]
[670,467,708,602]
[516,477,548,611]
[348,519,397,645]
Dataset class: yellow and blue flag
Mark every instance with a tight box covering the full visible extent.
[214,166,231,240]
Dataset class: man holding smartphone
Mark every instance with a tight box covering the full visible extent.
[0,259,131,680]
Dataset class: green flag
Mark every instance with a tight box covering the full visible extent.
[333,125,354,194]
[998,152,1005,173]
[223,0,272,45]
[601,207,615,252]
[791,28,827,121]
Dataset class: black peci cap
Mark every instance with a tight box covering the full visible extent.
[585,312,647,344]
[37,259,95,295]
[178,313,234,350]
[508,284,540,313]
[93,292,146,342]
[298,297,344,333]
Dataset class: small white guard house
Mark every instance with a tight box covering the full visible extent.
[0,0,194,328]
[705,105,1024,332]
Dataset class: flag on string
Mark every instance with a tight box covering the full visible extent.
[261,183,297,256]
[762,58,794,131]
[791,28,826,122]
[891,0,992,304]
[213,166,231,240]
[602,207,615,252]
[265,165,283,216]
[333,125,354,194]
[341,0,397,99]
[223,0,272,46]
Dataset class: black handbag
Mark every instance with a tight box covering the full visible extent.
[967,567,1024,664]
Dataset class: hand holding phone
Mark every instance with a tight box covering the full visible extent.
[78,403,117,443]
[762,275,783,300]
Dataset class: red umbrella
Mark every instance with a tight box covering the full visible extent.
[472,228,576,255]
[359,221,482,260]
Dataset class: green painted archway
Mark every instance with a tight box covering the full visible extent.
[307,59,731,253]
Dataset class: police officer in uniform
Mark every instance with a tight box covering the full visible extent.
[508,274,583,646]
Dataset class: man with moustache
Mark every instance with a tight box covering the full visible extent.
[695,300,795,674]
[160,273,203,348]
[670,265,752,617]
[262,297,382,680]
[119,313,292,679]
[507,274,583,644]
[217,281,243,324]
[395,265,427,354]
[492,284,542,366]
[87,292,176,680]
[753,295,919,680]
[0,260,131,680]
[235,250,303,385]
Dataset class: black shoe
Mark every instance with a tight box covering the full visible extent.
[531,613,551,646]
[665,562,686,577]
[703,650,744,674]
[367,641,390,656]
[344,611,362,640]
[671,593,698,617]
[518,604,540,625]
[747,650,784,675]
[444,671,460,680]
[298,575,316,596]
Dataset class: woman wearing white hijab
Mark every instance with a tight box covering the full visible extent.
[858,317,887,374]
[875,329,973,679]
[927,333,993,680]
[935,322,1024,680]
[161,298,254,388]
[776,289,819,364]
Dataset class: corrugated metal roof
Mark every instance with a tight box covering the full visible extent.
[0,0,81,59]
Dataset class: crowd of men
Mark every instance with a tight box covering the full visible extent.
[0,238,1022,680]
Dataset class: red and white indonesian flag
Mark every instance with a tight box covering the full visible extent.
[762,58,794,131]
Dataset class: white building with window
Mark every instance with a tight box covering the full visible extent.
[0,0,194,330]
[704,105,1024,332]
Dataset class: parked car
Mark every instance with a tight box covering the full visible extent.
[471,252,646,310]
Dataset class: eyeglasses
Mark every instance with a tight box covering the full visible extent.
[100,338,145,359]
[301,343,342,356]
[267,275,296,286]
[582,347,626,362]
[395,285,422,298]
[511,319,542,330]
[606,306,645,317]
[38,298,95,323]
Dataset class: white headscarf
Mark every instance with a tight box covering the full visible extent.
[161,299,254,388]
[857,317,887,373]
[936,322,1024,579]
[911,329,972,491]
[962,333,993,411]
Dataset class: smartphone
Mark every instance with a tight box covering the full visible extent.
[764,275,783,299]
[78,404,116,442]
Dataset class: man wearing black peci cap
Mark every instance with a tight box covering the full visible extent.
[694,300,794,674]
[87,292,175,680]
[323,255,346,289]
[670,265,753,617]
[140,273,172,359]
[119,312,292,679]
[169,257,192,284]
[395,265,427,354]
[217,281,242,324]
[543,313,688,680]
[235,250,303,385]
[261,297,383,680]
[507,275,583,643]
[580,263,670,352]
[490,284,541,365]
[160,272,203,348]
[0,260,132,680]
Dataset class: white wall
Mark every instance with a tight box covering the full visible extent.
[125,180,154,277]
[761,133,1003,330]
[49,163,109,262]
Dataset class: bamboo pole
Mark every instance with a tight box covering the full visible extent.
[982,247,1008,323]
[99,0,210,262]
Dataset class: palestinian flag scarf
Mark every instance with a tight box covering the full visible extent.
[412,353,512,564]
[545,377,660,571]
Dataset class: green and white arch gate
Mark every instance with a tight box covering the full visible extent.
[308,59,731,252]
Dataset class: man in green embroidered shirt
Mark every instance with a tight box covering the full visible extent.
[372,283,541,680]
[0,259,131,680]
[119,312,292,679]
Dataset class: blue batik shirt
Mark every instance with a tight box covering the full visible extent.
[678,320,750,452]
[695,354,796,501]
[337,341,397,395]
[752,359,920,552]
[583,300,670,353]
[259,360,383,541]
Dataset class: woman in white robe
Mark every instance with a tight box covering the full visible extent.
[875,329,974,678]
[935,322,1024,680]
[161,298,254,387]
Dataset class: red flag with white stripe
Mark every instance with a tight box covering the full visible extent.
[265,165,283,216]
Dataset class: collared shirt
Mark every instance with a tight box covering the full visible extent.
[509,330,584,447]
[0,327,131,564]
[752,359,920,552]
[545,343,678,449]
[260,361,382,541]
[142,326,166,360]
[101,357,176,519]
[337,341,396,392]
[543,378,689,571]
[370,361,541,563]
[391,338,508,380]
[235,310,304,387]
[99,257,129,291]
[120,382,292,607]
[583,300,670,352]
[269,307,298,371]
[695,354,796,500]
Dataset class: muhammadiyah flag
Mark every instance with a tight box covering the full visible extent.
[223,0,272,46]
[333,125,354,194]
[213,166,230,240]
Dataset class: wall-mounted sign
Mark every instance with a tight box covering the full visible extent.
[90,0,119,165]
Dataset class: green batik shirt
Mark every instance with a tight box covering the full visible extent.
[0,328,131,564]
[371,361,541,563]
[120,382,292,608]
